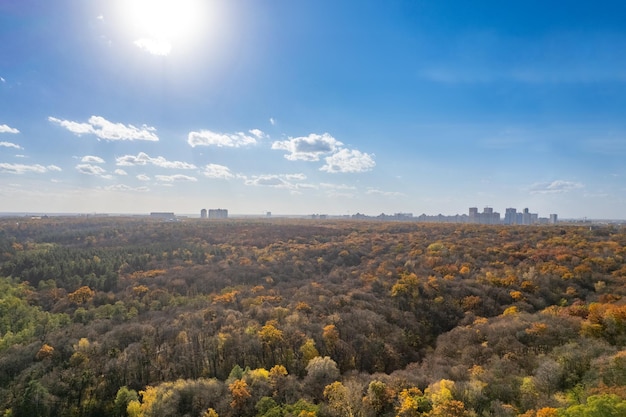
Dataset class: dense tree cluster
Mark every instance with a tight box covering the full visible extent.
[0,217,625,416]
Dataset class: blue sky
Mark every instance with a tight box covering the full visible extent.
[1,0,625,218]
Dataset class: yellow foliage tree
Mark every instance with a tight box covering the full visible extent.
[229,379,251,410]
[535,407,559,417]
[68,286,95,304]
[127,400,141,417]
[425,379,454,406]
[429,399,469,417]
[202,408,219,417]
[300,338,320,365]
[35,343,54,360]
[396,387,429,417]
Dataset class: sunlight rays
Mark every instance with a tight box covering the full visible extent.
[121,0,207,56]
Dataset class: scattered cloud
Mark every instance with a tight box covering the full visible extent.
[269,117,276,126]
[81,155,105,164]
[243,173,307,189]
[249,129,267,139]
[0,77,5,83]
[245,175,290,188]
[114,169,128,176]
[0,141,23,149]
[321,149,375,173]
[271,132,376,174]
[105,184,150,192]
[285,173,307,181]
[155,174,198,182]
[272,133,342,161]
[320,183,357,190]
[134,38,172,56]
[187,129,259,148]
[116,152,196,169]
[0,163,61,174]
[0,124,19,134]
[49,116,159,141]
[366,188,407,197]
[76,163,112,179]
[202,164,234,179]
[530,180,584,194]
[137,174,150,181]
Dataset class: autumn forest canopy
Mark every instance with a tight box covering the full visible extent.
[1,217,626,417]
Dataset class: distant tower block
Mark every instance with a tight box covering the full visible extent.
[208,208,228,219]
[505,208,517,225]
[469,207,478,223]
[200,208,207,219]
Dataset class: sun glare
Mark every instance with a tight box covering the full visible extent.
[123,0,206,55]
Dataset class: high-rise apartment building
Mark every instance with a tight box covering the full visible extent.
[208,209,228,219]
[504,208,517,225]
[468,207,500,224]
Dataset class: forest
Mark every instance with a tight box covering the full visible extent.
[0,216,625,417]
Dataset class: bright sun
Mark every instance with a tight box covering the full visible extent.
[123,0,205,56]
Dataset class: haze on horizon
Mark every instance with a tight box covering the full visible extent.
[1,1,625,219]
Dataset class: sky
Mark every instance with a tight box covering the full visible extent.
[1,0,625,219]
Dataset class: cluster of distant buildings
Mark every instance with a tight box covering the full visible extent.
[150,206,558,225]
[200,208,228,219]
[469,207,557,225]
[149,209,229,221]
[350,207,558,225]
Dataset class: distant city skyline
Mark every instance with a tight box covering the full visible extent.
[0,204,599,223]
[1,1,626,219]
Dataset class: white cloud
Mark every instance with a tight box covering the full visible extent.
[269,117,276,126]
[0,141,23,149]
[285,173,307,181]
[321,149,376,173]
[76,163,112,179]
[530,180,584,194]
[155,174,198,182]
[48,118,93,135]
[320,183,357,190]
[202,164,234,179]
[49,116,159,141]
[116,152,196,169]
[81,155,105,164]
[114,169,128,176]
[272,133,342,161]
[0,163,57,174]
[366,188,407,197]
[137,174,151,181]
[105,184,150,192]
[245,175,290,188]
[134,38,172,56]
[243,173,307,189]
[0,124,19,134]
[249,129,267,139]
[187,130,258,148]
[0,77,5,83]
